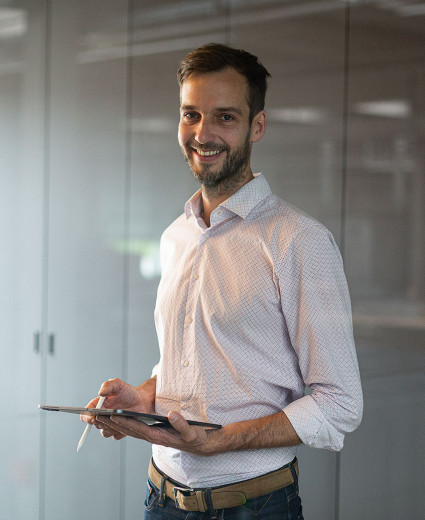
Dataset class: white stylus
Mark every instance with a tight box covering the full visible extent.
[77,396,106,452]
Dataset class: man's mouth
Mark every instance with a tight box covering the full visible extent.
[195,149,222,157]
[188,142,226,159]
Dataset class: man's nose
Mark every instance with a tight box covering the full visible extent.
[195,118,215,144]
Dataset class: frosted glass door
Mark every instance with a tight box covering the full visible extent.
[0,1,46,518]
[124,2,201,516]
[42,2,129,519]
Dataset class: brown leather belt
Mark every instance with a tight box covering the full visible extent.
[148,457,298,513]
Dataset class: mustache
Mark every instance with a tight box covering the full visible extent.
[187,140,228,153]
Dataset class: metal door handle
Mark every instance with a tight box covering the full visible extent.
[33,331,41,353]
[48,333,55,355]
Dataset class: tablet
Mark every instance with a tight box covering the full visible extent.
[39,405,222,429]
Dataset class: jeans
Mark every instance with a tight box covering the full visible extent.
[144,466,304,520]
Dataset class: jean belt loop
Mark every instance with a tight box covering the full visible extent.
[289,458,299,487]
[204,488,217,519]
[158,476,167,507]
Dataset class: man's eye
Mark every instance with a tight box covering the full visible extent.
[220,114,233,121]
[183,112,198,120]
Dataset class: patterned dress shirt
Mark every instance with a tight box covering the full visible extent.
[152,173,363,488]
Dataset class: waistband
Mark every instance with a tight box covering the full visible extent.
[148,457,299,516]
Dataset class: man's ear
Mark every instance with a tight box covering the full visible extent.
[251,110,267,144]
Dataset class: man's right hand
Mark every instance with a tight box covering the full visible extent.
[81,376,157,440]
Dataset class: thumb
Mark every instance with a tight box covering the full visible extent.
[168,412,197,442]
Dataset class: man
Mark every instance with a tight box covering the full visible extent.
[83,43,363,519]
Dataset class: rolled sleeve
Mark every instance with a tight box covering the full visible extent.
[284,395,345,451]
[279,225,363,451]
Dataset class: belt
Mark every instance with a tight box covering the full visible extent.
[148,457,298,513]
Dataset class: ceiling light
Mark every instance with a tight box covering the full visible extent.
[354,100,411,119]
[0,8,27,39]
[267,107,327,124]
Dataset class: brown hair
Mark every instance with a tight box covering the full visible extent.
[177,43,271,122]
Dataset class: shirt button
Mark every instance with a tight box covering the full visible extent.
[183,360,189,367]
[181,404,188,410]
[193,274,199,280]
[187,317,193,324]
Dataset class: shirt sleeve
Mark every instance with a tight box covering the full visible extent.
[279,225,363,451]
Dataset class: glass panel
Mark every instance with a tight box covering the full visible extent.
[43,1,128,518]
[230,0,347,242]
[230,2,347,518]
[0,0,46,517]
[341,2,425,518]
[125,1,231,515]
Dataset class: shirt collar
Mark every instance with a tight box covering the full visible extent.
[185,173,271,220]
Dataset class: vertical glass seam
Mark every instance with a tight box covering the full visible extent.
[335,2,352,520]
[39,0,53,519]
[224,0,231,45]
[120,0,135,518]
[340,1,351,259]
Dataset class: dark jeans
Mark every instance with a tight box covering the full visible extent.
[144,466,304,520]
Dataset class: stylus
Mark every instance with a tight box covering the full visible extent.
[77,396,106,452]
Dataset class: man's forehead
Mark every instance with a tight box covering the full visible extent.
[179,68,250,110]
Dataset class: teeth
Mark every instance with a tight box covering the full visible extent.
[196,149,221,157]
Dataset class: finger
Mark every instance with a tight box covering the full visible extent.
[95,416,121,431]
[113,432,127,440]
[80,413,94,424]
[98,378,124,398]
[80,378,126,424]
[168,412,198,443]
[86,396,101,408]
[93,417,128,440]
[79,394,104,422]
[109,416,152,437]
[100,428,126,440]
[80,406,101,424]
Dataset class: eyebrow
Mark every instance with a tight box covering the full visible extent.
[180,105,244,116]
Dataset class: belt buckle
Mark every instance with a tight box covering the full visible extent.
[173,486,192,509]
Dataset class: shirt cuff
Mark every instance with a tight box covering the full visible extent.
[283,395,344,452]
[151,363,159,378]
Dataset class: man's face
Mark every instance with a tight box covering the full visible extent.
[178,67,255,189]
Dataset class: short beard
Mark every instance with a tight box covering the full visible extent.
[182,133,252,195]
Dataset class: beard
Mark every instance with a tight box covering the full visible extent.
[181,133,251,191]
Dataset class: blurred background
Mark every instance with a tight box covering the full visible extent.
[0,1,424,519]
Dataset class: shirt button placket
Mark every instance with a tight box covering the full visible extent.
[184,235,204,329]
[181,234,204,402]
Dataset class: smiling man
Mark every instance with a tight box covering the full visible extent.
[178,66,264,208]
[83,44,363,520]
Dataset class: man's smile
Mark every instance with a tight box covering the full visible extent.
[189,144,227,162]
[195,149,221,157]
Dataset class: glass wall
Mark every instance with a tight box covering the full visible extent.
[0,1,45,517]
[1,1,423,519]
[342,3,425,518]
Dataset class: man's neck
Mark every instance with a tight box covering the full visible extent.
[200,170,254,227]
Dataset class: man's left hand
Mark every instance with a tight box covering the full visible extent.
[94,411,217,455]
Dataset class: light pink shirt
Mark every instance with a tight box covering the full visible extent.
[152,173,363,488]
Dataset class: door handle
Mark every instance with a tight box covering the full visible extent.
[33,331,41,353]
[48,333,55,356]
